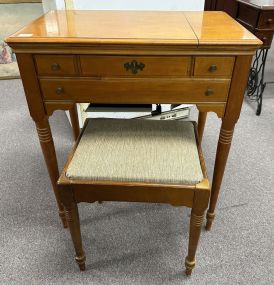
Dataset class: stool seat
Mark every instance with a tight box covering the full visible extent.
[66,118,203,185]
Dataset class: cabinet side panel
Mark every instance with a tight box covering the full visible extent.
[16,53,46,121]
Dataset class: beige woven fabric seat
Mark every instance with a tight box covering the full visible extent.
[66,118,203,185]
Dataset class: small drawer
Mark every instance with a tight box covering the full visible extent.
[35,55,77,76]
[254,31,273,48]
[194,57,235,77]
[80,56,191,77]
[40,78,230,103]
[258,11,274,30]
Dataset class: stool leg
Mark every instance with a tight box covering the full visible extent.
[185,189,209,276]
[185,210,205,276]
[197,112,207,143]
[64,201,86,271]
[69,104,80,141]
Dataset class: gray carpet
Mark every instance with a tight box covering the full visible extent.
[0,58,274,284]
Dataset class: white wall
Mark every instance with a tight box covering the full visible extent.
[52,0,204,11]
[43,0,57,12]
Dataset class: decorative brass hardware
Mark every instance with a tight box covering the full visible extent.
[208,65,217,72]
[205,89,214,96]
[124,60,145,74]
[51,63,60,71]
[56,87,64,95]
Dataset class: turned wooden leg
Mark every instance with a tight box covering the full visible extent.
[206,124,235,231]
[35,118,67,228]
[185,210,205,276]
[69,104,80,141]
[198,112,207,143]
[185,189,209,276]
[63,192,86,271]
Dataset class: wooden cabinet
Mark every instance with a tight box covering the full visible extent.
[6,10,261,253]
[204,0,238,17]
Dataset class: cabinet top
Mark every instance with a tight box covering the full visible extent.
[237,0,274,10]
[6,10,261,47]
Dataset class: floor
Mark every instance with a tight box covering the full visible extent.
[0,53,273,283]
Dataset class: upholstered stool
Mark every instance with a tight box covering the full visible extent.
[58,118,210,275]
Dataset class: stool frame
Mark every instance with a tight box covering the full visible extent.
[58,120,210,276]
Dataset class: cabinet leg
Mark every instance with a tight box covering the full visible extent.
[198,112,207,143]
[64,198,86,271]
[69,104,80,141]
[206,124,235,231]
[35,118,67,228]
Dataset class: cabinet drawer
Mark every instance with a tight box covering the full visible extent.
[35,55,77,76]
[40,78,230,103]
[194,57,235,77]
[258,11,274,30]
[80,56,191,77]
[255,31,273,48]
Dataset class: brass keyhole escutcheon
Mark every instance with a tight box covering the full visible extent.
[208,65,217,72]
[51,63,60,71]
[56,87,64,95]
[124,60,145,74]
[205,89,214,96]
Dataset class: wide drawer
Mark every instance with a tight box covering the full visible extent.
[35,55,77,76]
[40,78,230,103]
[80,56,192,77]
[194,57,235,77]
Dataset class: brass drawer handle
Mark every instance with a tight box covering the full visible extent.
[56,87,64,95]
[205,89,214,96]
[208,65,217,73]
[51,63,60,71]
[124,60,145,74]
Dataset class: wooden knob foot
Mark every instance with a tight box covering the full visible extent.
[185,257,195,276]
[205,212,215,231]
[75,254,86,271]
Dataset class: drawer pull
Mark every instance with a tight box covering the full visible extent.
[263,37,268,42]
[124,60,145,74]
[208,65,217,73]
[51,63,60,71]
[56,87,64,95]
[267,18,273,24]
[205,89,214,96]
